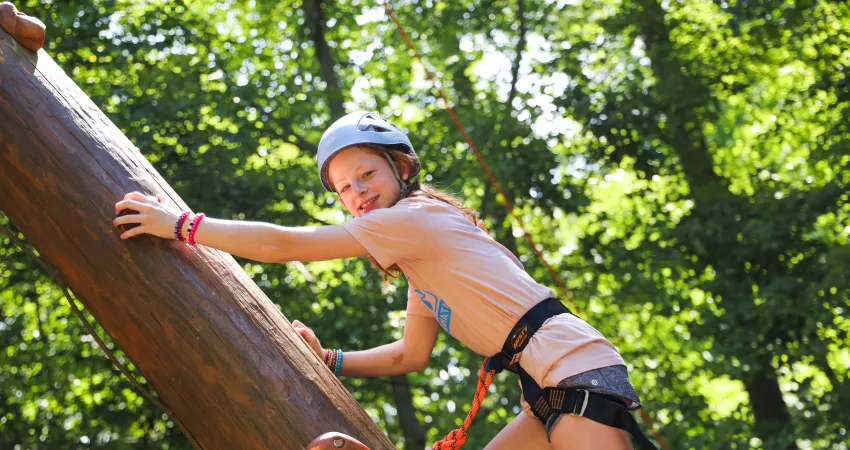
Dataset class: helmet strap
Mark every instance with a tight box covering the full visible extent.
[383,151,411,197]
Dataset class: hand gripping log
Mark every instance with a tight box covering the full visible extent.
[0,2,46,52]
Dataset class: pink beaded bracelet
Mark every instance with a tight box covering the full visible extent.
[187,213,205,246]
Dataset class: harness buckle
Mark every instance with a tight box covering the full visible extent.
[508,351,523,366]
[569,389,590,417]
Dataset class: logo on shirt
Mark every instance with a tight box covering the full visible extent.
[414,288,452,335]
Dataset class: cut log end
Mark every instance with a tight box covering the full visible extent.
[306,432,371,450]
[0,2,46,52]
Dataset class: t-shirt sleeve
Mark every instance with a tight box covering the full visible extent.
[340,200,432,269]
[406,280,435,318]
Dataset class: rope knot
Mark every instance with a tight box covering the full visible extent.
[432,428,468,450]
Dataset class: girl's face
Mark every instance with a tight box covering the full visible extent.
[327,146,409,217]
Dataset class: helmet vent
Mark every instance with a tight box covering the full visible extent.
[358,114,401,133]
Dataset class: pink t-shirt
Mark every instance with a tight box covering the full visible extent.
[341,197,625,407]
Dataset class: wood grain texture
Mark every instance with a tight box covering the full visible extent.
[0,27,393,450]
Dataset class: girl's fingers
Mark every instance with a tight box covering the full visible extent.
[120,225,148,239]
[292,320,303,327]
[114,199,150,215]
[297,328,313,339]
[156,194,167,204]
[123,191,148,202]
[121,192,159,208]
[113,213,146,227]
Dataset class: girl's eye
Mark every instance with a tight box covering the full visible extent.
[362,171,374,179]
[340,185,350,193]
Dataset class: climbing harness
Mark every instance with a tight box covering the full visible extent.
[432,298,657,449]
[486,298,657,449]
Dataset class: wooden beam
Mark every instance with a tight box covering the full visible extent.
[0,26,392,450]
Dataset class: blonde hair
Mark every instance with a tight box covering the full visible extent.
[359,145,486,279]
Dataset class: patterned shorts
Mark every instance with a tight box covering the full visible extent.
[543,365,641,440]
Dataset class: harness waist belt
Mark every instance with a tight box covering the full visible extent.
[485,298,658,450]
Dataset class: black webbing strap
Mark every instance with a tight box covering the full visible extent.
[485,297,569,374]
[521,375,658,450]
[485,298,658,450]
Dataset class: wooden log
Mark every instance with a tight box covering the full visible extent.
[0,20,393,450]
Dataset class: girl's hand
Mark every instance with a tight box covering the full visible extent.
[113,192,182,240]
[292,320,324,359]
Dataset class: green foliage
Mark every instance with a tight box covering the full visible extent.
[1,0,847,448]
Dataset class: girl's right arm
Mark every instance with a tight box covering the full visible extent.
[337,314,440,377]
[113,192,368,263]
[180,217,368,263]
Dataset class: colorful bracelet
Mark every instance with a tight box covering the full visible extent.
[323,349,331,365]
[334,350,343,376]
[326,349,337,372]
[187,213,205,246]
[174,211,191,241]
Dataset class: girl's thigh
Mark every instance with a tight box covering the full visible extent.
[549,414,633,450]
[484,411,551,450]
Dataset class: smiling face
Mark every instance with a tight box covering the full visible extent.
[327,145,410,217]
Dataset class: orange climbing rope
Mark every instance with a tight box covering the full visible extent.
[381,3,669,450]
[432,360,494,450]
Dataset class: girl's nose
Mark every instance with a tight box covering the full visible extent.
[352,180,367,193]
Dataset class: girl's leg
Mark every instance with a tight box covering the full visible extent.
[548,414,633,450]
[484,411,552,450]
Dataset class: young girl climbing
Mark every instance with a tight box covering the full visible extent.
[113,111,655,450]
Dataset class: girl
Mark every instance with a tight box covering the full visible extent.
[113,111,652,450]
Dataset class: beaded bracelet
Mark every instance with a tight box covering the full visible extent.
[334,350,343,376]
[323,349,331,365]
[173,211,191,241]
[327,349,337,372]
[187,213,206,246]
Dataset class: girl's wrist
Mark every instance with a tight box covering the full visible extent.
[324,349,343,376]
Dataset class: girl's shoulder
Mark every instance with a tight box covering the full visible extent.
[397,196,442,208]
[395,196,464,217]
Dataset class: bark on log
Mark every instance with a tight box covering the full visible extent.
[0,26,393,450]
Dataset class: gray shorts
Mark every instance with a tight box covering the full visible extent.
[543,365,641,440]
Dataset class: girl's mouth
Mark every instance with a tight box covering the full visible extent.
[360,196,380,213]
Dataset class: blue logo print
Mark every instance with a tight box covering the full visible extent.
[415,289,453,335]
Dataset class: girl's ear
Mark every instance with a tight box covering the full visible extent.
[395,156,412,181]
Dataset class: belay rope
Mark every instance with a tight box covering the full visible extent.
[432,361,495,449]
[380,2,669,449]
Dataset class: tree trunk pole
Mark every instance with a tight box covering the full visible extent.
[0,27,392,450]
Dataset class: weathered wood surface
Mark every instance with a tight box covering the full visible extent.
[0,26,392,450]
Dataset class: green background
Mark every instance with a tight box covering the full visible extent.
[1,0,848,448]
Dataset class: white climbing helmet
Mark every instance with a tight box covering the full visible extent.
[316,111,420,192]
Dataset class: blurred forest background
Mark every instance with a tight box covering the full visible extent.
[1,0,848,448]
